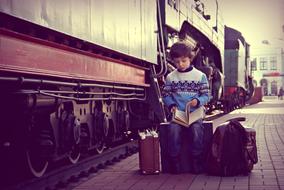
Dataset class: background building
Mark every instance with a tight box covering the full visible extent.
[251,45,284,96]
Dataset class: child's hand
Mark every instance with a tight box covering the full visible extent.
[171,106,177,113]
[187,99,198,108]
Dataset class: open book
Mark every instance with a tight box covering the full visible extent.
[172,106,205,127]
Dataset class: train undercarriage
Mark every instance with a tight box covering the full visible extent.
[0,27,154,178]
[1,86,140,177]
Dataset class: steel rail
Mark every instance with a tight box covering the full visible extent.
[4,141,138,190]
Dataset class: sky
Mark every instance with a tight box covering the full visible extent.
[217,0,284,49]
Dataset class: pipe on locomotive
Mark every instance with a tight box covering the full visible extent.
[38,91,146,101]
[0,76,146,91]
[18,90,146,101]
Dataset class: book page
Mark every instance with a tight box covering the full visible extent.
[187,107,205,125]
[172,107,205,127]
[174,109,188,124]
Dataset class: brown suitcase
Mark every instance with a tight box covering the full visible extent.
[138,131,160,174]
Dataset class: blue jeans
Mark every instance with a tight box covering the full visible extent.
[188,119,205,157]
[167,119,204,159]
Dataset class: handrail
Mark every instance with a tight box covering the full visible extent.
[153,0,168,77]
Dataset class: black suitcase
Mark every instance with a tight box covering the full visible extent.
[207,117,258,176]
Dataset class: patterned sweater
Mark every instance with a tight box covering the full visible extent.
[162,66,210,112]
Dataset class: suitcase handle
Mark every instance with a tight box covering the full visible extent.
[226,117,246,122]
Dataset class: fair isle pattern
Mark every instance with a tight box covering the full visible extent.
[162,67,210,112]
[162,80,209,96]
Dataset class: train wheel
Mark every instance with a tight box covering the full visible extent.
[95,113,109,154]
[68,117,81,163]
[95,141,106,154]
[25,115,52,177]
[68,144,81,164]
[26,149,49,177]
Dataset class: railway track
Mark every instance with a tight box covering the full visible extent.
[3,140,138,190]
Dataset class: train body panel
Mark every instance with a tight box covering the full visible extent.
[0,29,147,86]
[0,0,157,64]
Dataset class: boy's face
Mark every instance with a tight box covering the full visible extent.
[173,56,191,71]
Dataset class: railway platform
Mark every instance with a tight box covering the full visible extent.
[71,97,284,190]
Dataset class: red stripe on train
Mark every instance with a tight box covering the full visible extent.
[0,29,148,87]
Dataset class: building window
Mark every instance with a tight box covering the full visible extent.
[251,58,257,71]
[259,57,268,70]
[270,56,277,70]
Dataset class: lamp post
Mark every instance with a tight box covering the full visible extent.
[214,0,219,32]
[262,38,284,48]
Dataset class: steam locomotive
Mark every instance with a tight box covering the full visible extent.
[222,26,254,112]
[0,0,253,178]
